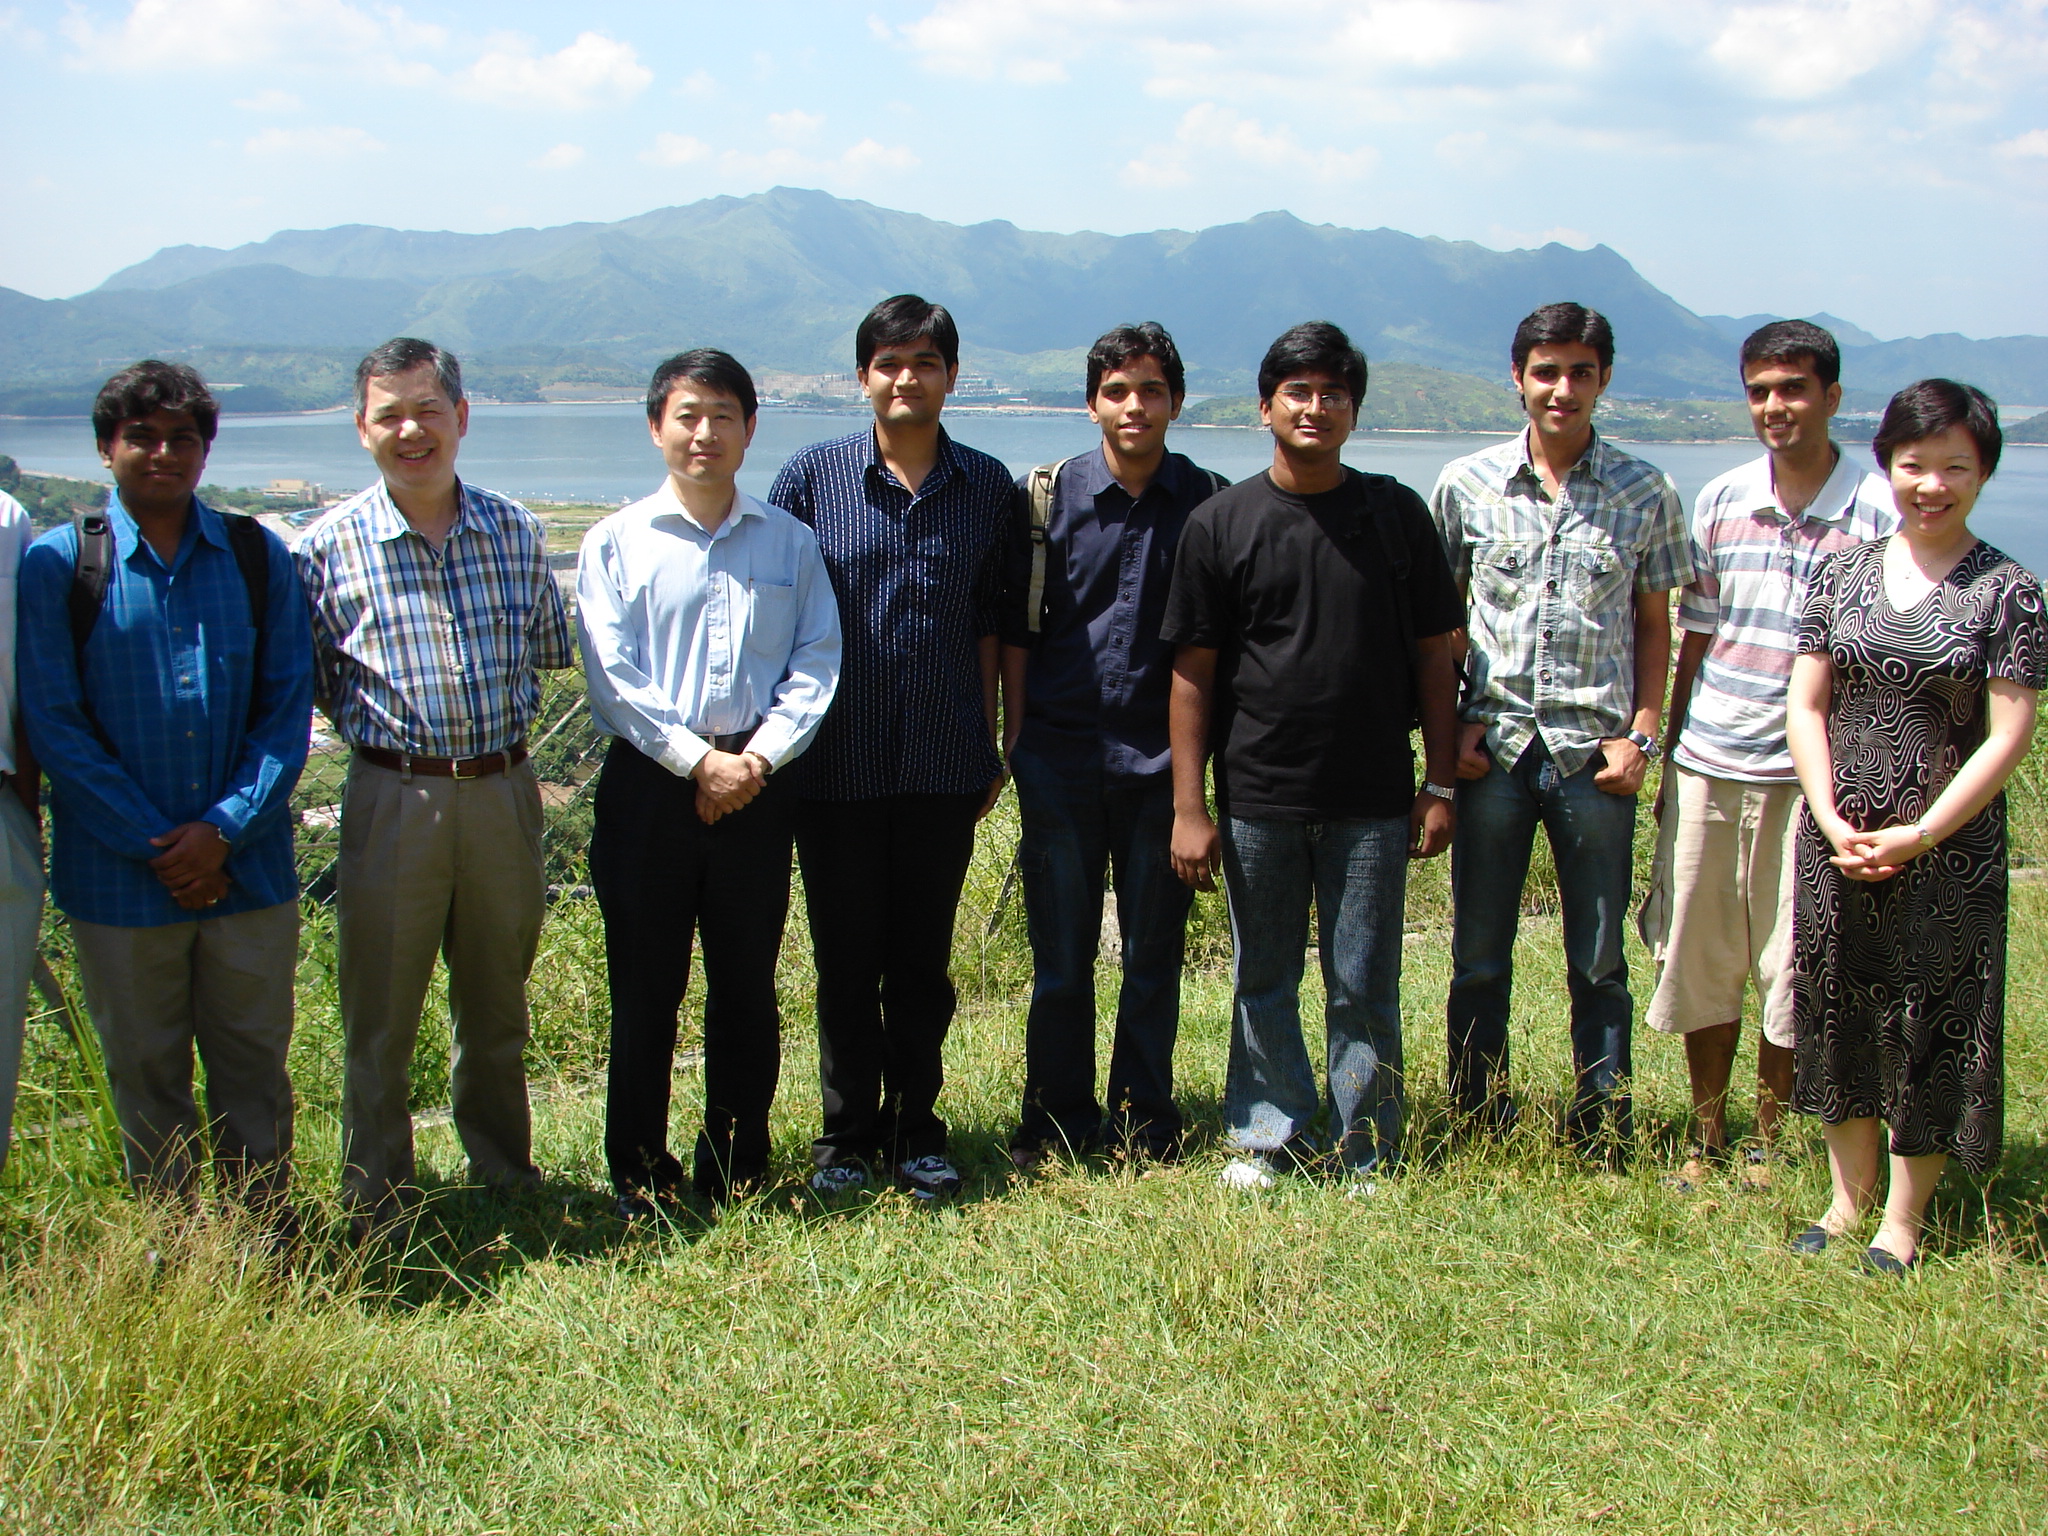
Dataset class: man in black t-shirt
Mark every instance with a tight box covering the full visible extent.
[1161,322,1463,1189]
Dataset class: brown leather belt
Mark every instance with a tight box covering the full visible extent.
[356,743,528,779]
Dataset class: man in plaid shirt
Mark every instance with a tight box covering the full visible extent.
[1430,303,1692,1156]
[297,338,574,1228]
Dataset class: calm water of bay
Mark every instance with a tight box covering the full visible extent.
[4,402,2042,575]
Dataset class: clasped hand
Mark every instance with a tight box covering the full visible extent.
[693,748,768,824]
[1820,815,1926,882]
[149,821,231,910]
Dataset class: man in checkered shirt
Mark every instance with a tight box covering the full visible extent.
[297,338,574,1230]
[1429,303,1692,1157]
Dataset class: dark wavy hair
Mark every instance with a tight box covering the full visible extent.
[1086,322,1187,401]
[1511,302,1614,374]
[1872,378,2001,478]
[1256,321,1367,405]
[855,294,959,372]
[92,360,218,448]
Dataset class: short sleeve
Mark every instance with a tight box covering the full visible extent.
[1160,507,1225,647]
[1633,472,1693,593]
[1796,549,1842,655]
[1986,565,2048,690]
[1675,490,1721,635]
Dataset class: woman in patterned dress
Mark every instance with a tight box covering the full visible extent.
[1785,379,2045,1274]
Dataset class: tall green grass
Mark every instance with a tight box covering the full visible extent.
[0,701,2042,1531]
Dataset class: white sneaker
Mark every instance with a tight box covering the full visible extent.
[809,1165,869,1195]
[1219,1156,1277,1191]
[898,1154,963,1200]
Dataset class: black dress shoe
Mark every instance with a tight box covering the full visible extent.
[615,1192,666,1222]
[1788,1222,1830,1255]
[1860,1244,1919,1276]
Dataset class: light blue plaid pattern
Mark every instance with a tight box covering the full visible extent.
[296,479,573,758]
[19,496,313,927]
[1431,429,1692,778]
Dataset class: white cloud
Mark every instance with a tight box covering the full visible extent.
[1487,224,1598,251]
[232,87,301,113]
[676,69,717,97]
[1706,0,1936,100]
[460,31,651,111]
[1997,128,2048,159]
[841,138,919,173]
[242,124,385,159]
[716,138,922,183]
[767,109,825,143]
[1124,103,1378,189]
[65,0,443,72]
[530,142,586,171]
[642,133,711,167]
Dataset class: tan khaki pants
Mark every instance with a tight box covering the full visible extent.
[336,754,545,1208]
[1645,767,1801,1047]
[70,899,298,1203]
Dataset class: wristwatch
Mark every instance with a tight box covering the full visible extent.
[1422,781,1456,802]
[1622,730,1662,762]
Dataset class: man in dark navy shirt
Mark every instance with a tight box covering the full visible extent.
[767,295,1011,1200]
[1163,322,1463,1191]
[999,323,1224,1167]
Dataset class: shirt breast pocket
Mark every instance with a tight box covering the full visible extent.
[1474,543,1537,611]
[745,581,798,660]
[202,621,257,701]
[1570,549,1628,611]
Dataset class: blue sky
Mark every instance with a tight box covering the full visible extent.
[3,0,2045,339]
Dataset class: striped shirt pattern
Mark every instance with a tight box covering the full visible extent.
[1674,451,1897,782]
[768,427,1010,800]
[18,497,312,926]
[296,479,573,759]
[1431,428,1692,778]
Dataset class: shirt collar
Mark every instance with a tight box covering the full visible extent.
[1514,424,1617,491]
[648,478,765,539]
[108,491,224,568]
[1074,444,1202,505]
[1731,447,1858,527]
[366,476,492,542]
[867,425,957,493]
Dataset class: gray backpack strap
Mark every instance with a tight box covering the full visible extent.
[1024,458,1071,636]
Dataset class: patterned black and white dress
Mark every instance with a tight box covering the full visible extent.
[1791,539,2047,1174]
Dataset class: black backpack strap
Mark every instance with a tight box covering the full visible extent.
[222,512,271,629]
[69,508,115,659]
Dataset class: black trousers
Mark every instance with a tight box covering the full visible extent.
[796,793,982,1169]
[590,739,793,1200]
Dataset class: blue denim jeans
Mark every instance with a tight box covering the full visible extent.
[1447,739,1637,1146]
[1012,743,1194,1155]
[1219,814,1410,1173]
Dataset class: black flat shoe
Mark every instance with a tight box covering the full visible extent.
[1788,1222,1830,1255]
[1860,1244,1920,1276]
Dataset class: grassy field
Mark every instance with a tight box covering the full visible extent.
[0,717,2043,1533]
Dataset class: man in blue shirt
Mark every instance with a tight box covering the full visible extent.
[20,361,311,1214]
[578,349,840,1214]
[768,295,1011,1199]
[1000,323,1224,1167]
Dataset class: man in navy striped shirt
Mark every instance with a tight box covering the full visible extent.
[768,295,1011,1200]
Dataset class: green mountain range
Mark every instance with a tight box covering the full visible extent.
[4,187,2045,418]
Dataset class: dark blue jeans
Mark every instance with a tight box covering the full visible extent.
[1012,744,1193,1156]
[1219,814,1410,1173]
[1448,739,1637,1146]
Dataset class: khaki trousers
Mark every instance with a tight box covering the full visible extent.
[69,899,298,1203]
[0,792,44,1173]
[336,754,545,1208]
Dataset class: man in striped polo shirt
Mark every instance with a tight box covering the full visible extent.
[1647,320,1894,1189]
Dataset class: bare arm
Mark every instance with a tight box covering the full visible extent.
[976,633,1005,819]
[1168,645,1222,890]
[1595,589,1673,795]
[1837,679,2039,880]
[1411,631,1458,858]
[1786,649,1847,849]
[1000,642,1028,761]
[1655,628,1711,820]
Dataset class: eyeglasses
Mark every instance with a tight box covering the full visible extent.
[1276,385,1352,412]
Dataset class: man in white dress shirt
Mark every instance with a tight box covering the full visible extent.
[0,485,41,1174]
[577,349,840,1213]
